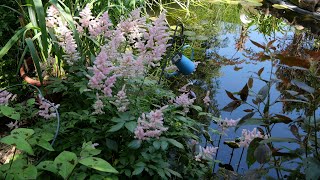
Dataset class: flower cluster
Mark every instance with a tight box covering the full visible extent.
[92,93,104,115]
[0,90,14,105]
[46,5,80,65]
[173,92,196,114]
[111,85,130,112]
[6,121,19,130]
[217,118,239,133]
[134,105,169,140]
[203,91,210,106]
[38,97,60,119]
[239,128,266,148]
[195,145,218,161]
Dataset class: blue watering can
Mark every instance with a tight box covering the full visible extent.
[167,45,195,77]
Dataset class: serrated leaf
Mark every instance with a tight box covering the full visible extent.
[291,79,315,94]
[128,140,142,149]
[225,90,238,101]
[108,122,125,132]
[0,135,34,155]
[247,138,263,167]
[125,121,137,133]
[54,151,78,179]
[79,157,118,174]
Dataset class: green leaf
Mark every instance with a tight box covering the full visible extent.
[247,138,263,167]
[37,161,57,174]
[128,140,142,149]
[260,137,299,144]
[108,122,125,132]
[167,138,184,149]
[26,38,44,85]
[166,168,182,178]
[153,141,161,150]
[27,98,36,106]
[0,106,20,120]
[235,112,255,131]
[37,139,54,151]
[79,157,118,174]
[125,121,137,133]
[239,83,249,101]
[53,151,78,179]
[225,90,238,101]
[0,23,33,59]
[11,128,35,138]
[221,100,241,112]
[0,135,34,155]
[161,141,169,150]
[33,0,48,57]
[254,143,271,164]
[191,105,202,112]
[106,138,118,152]
[132,166,144,175]
[22,165,38,179]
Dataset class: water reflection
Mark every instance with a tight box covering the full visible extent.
[166,1,320,178]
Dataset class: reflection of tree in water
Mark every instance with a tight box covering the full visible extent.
[275,30,320,115]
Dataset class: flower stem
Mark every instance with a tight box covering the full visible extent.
[212,134,222,174]
[236,147,244,172]
[228,148,235,164]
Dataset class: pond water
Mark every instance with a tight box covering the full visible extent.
[164,1,320,178]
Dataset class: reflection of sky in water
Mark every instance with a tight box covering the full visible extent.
[209,23,302,175]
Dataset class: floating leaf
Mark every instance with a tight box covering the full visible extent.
[247,138,263,167]
[79,157,118,174]
[222,100,241,112]
[291,79,315,94]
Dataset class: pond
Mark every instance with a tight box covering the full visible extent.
[164,1,320,178]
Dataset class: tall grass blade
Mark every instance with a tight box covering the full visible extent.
[33,0,48,58]
[16,47,28,76]
[25,38,43,85]
[0,23,33,59]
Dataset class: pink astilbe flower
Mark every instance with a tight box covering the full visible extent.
[46,5,59,28]
[217,118,239,133]
[38,97,60,119]
[134,105,169,140]
[239,128,266,148]
[0,90,14,105]
[178,82,193,93]
[174,92,196,114]
[92,93,104,115]
[112,85,130,112]
[79,4,93,28]
[203,91,210,106]
[6,121,19,130]
[195,145,218,161]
